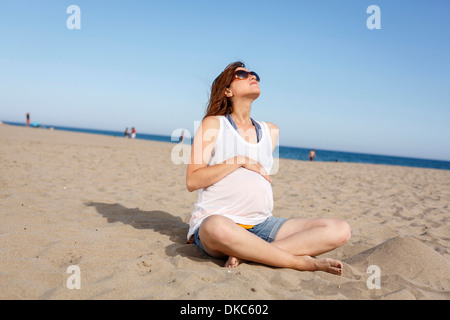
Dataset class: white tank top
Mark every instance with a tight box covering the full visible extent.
[187,116,274,239]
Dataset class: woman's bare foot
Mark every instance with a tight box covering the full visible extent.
[224,256,244,268]
[224,255,342,274]
[310,257,342,275]
[294,255,342,275]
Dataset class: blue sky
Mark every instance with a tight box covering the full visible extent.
[1,0,449,160]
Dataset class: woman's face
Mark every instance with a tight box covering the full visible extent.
[226,67,261,101]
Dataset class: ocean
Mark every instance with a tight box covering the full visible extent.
[4,121,450,171]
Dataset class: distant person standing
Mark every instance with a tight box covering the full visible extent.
[308,149,317,162]
[26,113,30,126]
[179,130,185,143]
[124,127,129,138]
[131,127,136,139]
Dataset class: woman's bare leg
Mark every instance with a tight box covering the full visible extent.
[272,218,351,257]
[198,215,343,275]
[225,218,350,268]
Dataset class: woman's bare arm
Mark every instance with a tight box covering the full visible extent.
[185,116,240,192]
[185,116,272,192]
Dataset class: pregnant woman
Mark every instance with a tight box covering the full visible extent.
[186,62,351,275]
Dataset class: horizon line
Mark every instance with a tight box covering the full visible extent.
[2,119,450,163]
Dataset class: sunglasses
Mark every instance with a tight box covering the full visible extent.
[234,70,260,82]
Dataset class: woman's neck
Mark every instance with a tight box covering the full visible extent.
[230,99,253,126]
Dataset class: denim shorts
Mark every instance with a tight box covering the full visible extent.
[193,216,288,256]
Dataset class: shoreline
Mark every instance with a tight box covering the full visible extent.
[2,121,449,171]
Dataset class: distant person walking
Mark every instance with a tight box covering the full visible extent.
[124,128,129,138]
[179,130,185,143]
[26,113,30,127]
[308,149,317,162]
[130,127,136,139]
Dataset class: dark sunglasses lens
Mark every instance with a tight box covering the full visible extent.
[235,70,248,79]
[250,72,260,82]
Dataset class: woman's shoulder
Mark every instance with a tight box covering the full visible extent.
[262,121,280,143]
[202,115,221,130]
[196,116,221,141]
[264,122,279,130]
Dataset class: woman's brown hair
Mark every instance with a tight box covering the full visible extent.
[203,61,245,120]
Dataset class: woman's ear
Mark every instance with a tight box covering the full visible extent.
[224,87,233,98]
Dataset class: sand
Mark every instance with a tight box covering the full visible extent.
[1,124,449,300]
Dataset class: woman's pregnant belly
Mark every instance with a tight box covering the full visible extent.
[201,167,274,218]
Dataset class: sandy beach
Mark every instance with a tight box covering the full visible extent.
[1,124,449,300]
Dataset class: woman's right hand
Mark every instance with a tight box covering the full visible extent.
[237,156,272,183]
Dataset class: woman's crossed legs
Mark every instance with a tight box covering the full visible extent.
[198,215,351,275]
